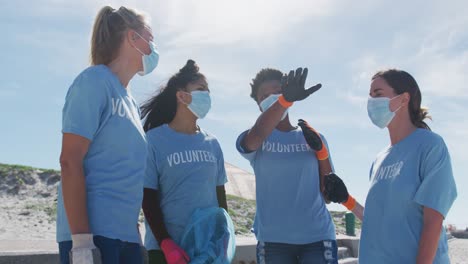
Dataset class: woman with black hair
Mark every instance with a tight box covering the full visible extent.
[141,60,229,264]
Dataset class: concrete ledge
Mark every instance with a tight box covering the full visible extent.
[232,237,256,264]
[0,251,59,264]
[451,231,468,239]
[336,235,360,258]
[0,236,359,264]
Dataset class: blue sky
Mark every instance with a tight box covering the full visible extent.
[1,0,467,227]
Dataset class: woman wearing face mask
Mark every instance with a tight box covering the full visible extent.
[56,6,159,264]
[141,60,229,264]
[356,69,457,263]
[236,68,339,264]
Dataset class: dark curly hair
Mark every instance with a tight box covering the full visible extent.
[250,68,283,101]
[141,59,205,131]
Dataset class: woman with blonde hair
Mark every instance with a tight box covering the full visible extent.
[56,5,158,264]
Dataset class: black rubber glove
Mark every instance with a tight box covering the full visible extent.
[324,173,349,203]
[298,119,323,151]
[281,67,322,102]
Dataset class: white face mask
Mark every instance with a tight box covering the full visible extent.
[259,94,288,121]
[132,31,159,76]
[367,94,402,128]
[182,91,211,119]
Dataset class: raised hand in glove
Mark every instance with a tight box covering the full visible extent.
[277,68,322,107]
[324,173,356,210]
[298,119,328,160]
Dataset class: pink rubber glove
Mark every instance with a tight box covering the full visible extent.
[160,239,190,264]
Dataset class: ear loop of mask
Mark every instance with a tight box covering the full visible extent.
[131,31,151,55]
[179,91,192,105]
[390,94,403,113]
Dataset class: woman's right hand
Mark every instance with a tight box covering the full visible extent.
[160,239,190,264]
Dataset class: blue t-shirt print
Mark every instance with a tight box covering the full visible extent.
[144,124,228,251]
[236,128,336,244]
[360,129,457,264]
[56,65,147,243]
[166,149,218,167]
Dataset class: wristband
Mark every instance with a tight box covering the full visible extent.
[305,124,329,160]
[278,95,293,108]
[342,195,356,211]
[316,145,329,160]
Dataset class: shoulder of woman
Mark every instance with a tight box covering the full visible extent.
[78,65,107,78]
[145,125,167,139]
[418,129,445,145]
[70,66,109,91]
[417,129,449,157]
[198,127,214,138]
[201,130,223,147]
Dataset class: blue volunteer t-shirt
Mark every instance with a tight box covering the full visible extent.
[56,65,147,243]
[360,129,457,264]
[236,128,336,244]
[144,124,228,250]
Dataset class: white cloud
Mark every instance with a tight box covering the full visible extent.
[432,101,468,164]
[336,1,468,107]
[415,52,468,98]
[345,55,380,106]
[411,17,468,98]
[152,0,338,48]
[346,50,468,105]
[2,0,468,226]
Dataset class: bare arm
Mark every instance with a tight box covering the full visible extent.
[318,158,333,195]
[142,188,170,244]
[241,102,288,152]
[351,201,365,221]
[416,207,444,264]
[298,119,366,220]
[242,68,322,152]
[216,185,228,211]
[59,133,91,234]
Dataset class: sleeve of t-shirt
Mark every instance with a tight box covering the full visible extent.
[144,142,160,190]
[132,96,142,119]
[62,72,108,141]
[413,136,457,218]
[216,141,228,186]
[369,162,375,181]
[321,134,335,172]
[235,130,257,162]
